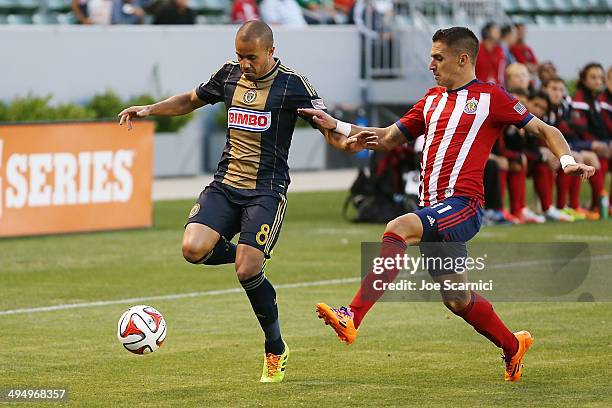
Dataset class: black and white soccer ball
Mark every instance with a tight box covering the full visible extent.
[117,305,167,354]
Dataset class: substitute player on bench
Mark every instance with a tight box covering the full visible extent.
[299,27,594,382]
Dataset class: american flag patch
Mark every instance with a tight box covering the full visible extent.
[514,102,527,115]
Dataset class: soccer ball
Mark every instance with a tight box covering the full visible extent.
[117,305,167,354]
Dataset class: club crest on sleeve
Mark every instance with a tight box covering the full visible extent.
[243,89,257,104]
[514,102,527,115]
[189,203,200,218]
[463,97,478,114]
[311,99,327,110]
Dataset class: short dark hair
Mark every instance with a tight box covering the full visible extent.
[481,22,497,40]
[529,91,549,105]
[236,20,274,49]
[500,24,513,38]
[508,88,529,98]
[542,76,565,88]
[432,27,479,63]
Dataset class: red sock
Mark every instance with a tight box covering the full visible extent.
[604,158,612,206]
[556,169,570,209]
[609,158,612,205]
[508,169,526,216]
[533,163,553,211]
[498,168,508,208]
[569,173,581,209]
[589,166,605,209]
[350,232,407,328]
[456,292,519,358]
[600,157,609,195]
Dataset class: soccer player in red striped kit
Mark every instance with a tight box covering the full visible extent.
[299,27,595,382]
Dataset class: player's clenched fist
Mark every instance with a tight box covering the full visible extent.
[118,105,152,130]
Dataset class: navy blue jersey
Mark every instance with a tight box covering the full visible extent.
[196,58,326,195]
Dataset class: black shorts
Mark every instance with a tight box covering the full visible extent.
[185,181,287,258]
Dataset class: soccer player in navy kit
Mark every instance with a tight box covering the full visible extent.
[118,20,372,382]
[300,27,595,382]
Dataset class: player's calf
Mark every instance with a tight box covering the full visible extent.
[236,245,285,357]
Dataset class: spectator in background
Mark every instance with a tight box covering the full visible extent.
[354,0,397,76]
[510,23,538,76]
[231,0,260,23]
[571,62,609,217]
[499,24,516,66]
[354,0,394,39]
[73,0,114,24]
[72,0,92,24]
[537,61,557,87]
[259,0,307,27]
[333,0,354,23]
[505,62,530,94]
[154,0,195,24]
[475,22,505,84]
[111,0,146,23]
[298,0,336,24]
[543,77,599,220]
[502,88,546,223]
[599,66,612,216]
[525,91,571,221]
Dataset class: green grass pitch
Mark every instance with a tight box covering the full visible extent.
[0,191,611,407]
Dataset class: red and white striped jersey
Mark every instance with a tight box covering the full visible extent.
[395,79,533,207]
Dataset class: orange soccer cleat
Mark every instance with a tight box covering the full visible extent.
[315,303,358,345]
[504,330,534,382]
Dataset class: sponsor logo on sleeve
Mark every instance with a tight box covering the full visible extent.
[227,107,271,132]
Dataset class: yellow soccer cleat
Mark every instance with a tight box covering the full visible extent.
[260,341,289,383]
[315,303,358,345]
[504,331,534,382]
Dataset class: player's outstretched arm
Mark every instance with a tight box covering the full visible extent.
[524,116,596,180]
[297,108,404,153]
[118,89,205,130]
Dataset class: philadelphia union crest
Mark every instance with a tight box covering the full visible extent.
[243,89,257,104]
[189,203,200,218]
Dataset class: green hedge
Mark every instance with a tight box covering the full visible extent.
[0,90,194,133]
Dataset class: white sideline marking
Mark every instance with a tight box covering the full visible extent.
[554,234,612,242]
[0,277,361,316]
[2,253,611,317]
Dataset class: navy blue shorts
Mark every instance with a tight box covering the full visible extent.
[413,196,483,276]
[185,181,287,258]
[414,196,483,243]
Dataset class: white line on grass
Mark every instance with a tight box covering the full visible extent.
[0,277,361,316]
[2,252,610,317]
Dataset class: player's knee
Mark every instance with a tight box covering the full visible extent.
[385,214,421,242]
[442,296,470,314]
[235,262,262,281]
[181,240,212,264]
[234,253,262,281]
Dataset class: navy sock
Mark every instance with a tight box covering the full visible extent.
[240,271,284,355]
[197,237,236,265]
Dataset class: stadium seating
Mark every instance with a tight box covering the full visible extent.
[0,0,610,25]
